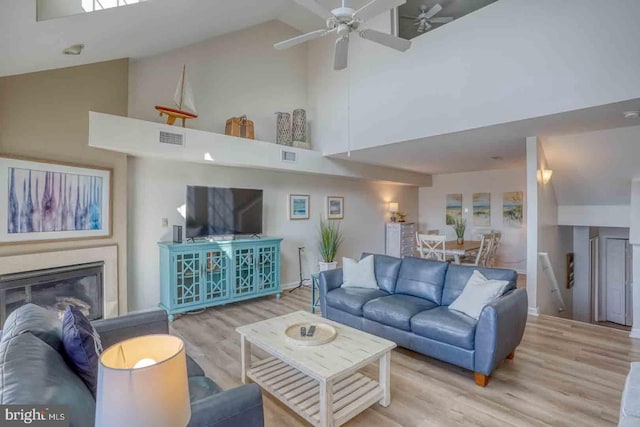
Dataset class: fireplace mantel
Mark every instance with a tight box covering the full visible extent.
[0,245,119,318]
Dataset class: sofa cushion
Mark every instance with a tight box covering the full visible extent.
[62,306,103,396]
[363,295,437,331]
[621,363,640,418]
[1,303,63,351]
[361,253,402,294]
[325,288,388,316]
[410,307,478,350]
[342,255,379,289]
[448,270,510,320]
[442,264,517,306]
[0,333,96,427]
[394,257,448,304]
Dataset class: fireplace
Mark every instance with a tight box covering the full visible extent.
[0,262,104,327]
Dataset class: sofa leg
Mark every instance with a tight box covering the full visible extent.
[506,351,515,360]
[474,372,490,387]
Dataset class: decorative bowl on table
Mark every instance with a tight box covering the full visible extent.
[284,323,337,346]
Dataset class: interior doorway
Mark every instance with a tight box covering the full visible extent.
[593,234,633,328]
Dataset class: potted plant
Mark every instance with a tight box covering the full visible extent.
[318,219,343,271]
[452,218,466,245]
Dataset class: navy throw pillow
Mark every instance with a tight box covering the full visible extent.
[62,306,103,396]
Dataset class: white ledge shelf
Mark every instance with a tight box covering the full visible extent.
[88,112,431,186]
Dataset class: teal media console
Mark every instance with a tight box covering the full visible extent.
[159,237,282,321]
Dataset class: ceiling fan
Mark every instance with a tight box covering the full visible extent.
[274,0,412,70]
[400,3,453,33]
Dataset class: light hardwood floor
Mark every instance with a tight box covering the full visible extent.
[171,287,640,426]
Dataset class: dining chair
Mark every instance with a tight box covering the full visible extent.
[461,233,492,267]
[416,233,446,261]
[486,232,502,267]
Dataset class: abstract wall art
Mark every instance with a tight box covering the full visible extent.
[472,193,491,226]
[445,193,462,225]
[503,191,524,226]
[1,156,111,243]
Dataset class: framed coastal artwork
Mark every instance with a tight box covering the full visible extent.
[0,156,112,244]
[503,191,524,226]
[472,193,491,226]
[445,193,462,225]
[327,196,344,220]
[289,194,310,220]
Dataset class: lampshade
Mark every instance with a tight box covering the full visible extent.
[537,169,553,184]
[389,202,399,212]
[95,334,191,427]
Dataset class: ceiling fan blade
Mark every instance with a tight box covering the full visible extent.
[334,36,349,70]
[424,3,443,19]
[353,0,406,22]
[294,0,334,19]
[274,29,328,50]
[400,15,418,19]
[359,29,411,52]
[429,17,454,24]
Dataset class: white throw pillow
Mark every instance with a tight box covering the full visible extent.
[448,270,509,320]
[341,255,379,289]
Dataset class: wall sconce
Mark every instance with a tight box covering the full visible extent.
[389,202,399,222]
[537,169,553,184]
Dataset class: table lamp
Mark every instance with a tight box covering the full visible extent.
[389,202,399,222]
[95,334,191,427]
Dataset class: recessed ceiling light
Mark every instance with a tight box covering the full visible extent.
[63,44,84,55]
[490,156,503,160]
[623,111,640,119]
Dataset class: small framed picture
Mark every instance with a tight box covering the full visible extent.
[326,196,344,220]
[289,194,310,220]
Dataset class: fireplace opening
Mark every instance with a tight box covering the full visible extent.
[0,262,104,327]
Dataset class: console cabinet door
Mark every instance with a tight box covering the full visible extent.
[233,246,256,297]
[202,248,230,303]
[172,251,203,308]
[256,244,279,293]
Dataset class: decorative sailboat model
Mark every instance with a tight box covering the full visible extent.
[155,65,198,127]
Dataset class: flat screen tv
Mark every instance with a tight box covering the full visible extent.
[186,186,263,238]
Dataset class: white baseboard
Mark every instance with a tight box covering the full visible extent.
[280,280,310,290]
[528,306,540,316]
[630,328,640,339]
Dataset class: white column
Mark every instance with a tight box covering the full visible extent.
[629,180,640,338]
[525,136,539,315]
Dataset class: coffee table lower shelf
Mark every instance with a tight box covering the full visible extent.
[247,356,383,427]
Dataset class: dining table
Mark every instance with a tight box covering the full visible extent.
[443,240,482,264]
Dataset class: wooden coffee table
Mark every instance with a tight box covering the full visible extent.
[236,311,396,427]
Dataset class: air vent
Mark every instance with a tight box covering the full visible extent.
[158,130,185,146]
[281,150,297,163]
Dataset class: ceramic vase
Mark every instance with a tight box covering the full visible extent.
[275,112,292,146]
[318,261,338,272]
[292,109,307,142]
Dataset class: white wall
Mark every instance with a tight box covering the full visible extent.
[534,139,573,317]
[572,226,591,323]
[558,206,630,228]
[418,168,526,272]
[631,179,640,337]
[129,20,308,144]
[127,157,418,311]
[307,0,640,155]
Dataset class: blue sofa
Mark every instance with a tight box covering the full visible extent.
[0,304,264,427]
[319,254,528,386]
